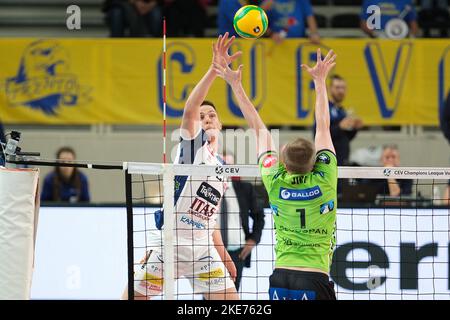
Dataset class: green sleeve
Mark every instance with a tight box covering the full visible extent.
[313,149,338,189]
[258,151,284,191]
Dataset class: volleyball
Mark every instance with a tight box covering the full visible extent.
[233,5,268,39]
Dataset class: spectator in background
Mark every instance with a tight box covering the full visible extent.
[218,0,263,37]
[0,121,5,167]
[41,147,90,203]
[313,75,363,166]
[220,152,265,292]
[375,145,412,197]
[360,0,418,38]
[263,0,320,44]
[418,0,449,38]
[440,92,450,204]
[102,0,162,37]
[164,0,208,37]
[0,121,5,144]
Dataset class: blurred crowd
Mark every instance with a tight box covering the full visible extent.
[101,0,449,39]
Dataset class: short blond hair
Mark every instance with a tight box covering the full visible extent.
[281,138,315,174]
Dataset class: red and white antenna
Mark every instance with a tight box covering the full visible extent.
[162,17,167,164]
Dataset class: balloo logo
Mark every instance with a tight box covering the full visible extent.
[281,189,291,200]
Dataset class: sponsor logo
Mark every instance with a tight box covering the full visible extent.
[263,155,278,168]
[317,153,330,164]
[278,225,328,234]
[196,182,221,205]
[215,166,241,174]
[143,273,164,287]
[4,40,91,115]
[320,200,335,215]
[189,197,217,220]
[198,268,225,280]
[180,215,206,229]
[270,288,316,300]
[279,186,322,201]
[383,168,392,176]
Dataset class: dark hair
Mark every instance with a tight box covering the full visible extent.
[201,100,216,110]
[281,138,315,174]
[382,144,399,151]
[330,74,345,85]
[53,146,82,202]
[56,146,76,159]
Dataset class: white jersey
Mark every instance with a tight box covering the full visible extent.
[173,128,225,245]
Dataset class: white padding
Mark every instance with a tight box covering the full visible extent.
[0,168,39,300]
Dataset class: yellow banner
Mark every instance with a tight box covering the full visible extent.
[0,38,449,125]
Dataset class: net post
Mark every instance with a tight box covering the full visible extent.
[162,164,175,300]
[125,169,135,300]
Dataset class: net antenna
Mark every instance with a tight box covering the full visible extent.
[162,17,167,164]
[161,17,175,300]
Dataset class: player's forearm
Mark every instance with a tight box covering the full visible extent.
[231,83,275,152]
[306,16,318,35]
[409,21,418,37]
[212,229,229,262]
[182,67,216,125]
[314,80,330,131]
[387,179,401,197]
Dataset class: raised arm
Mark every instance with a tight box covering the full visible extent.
[181,33,242,138]
[301,48,336,153]
[212,60,275,157]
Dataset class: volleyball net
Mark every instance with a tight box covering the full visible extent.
[125,163,450,300]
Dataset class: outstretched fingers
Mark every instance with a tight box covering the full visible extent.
[224,35,235,52]
[316,48,322,63]
[229,51,242,62]
[301,64,312,73]
[219,32,229,50]
[323,49,334,63]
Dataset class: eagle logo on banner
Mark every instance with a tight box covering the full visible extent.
[5,39,91,115]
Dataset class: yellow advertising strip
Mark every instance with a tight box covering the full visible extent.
[0,38,448,125]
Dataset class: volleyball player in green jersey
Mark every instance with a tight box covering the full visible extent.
[213,48,337,300]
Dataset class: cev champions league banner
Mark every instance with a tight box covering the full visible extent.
[0,38,449,126]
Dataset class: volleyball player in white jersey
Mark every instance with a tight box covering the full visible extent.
[124,33,241,300]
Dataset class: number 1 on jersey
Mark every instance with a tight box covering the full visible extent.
[296,208,306,229]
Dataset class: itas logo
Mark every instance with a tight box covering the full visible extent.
[263,155,278,168]
[189,197,217,219]
[197,182,221,206]
[4,40,91,115]
[279,186,322,201]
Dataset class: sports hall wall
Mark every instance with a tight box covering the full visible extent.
[5,127,449,202]
[1,38,449,202]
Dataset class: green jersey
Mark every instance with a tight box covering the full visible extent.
[259,149,337,273]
